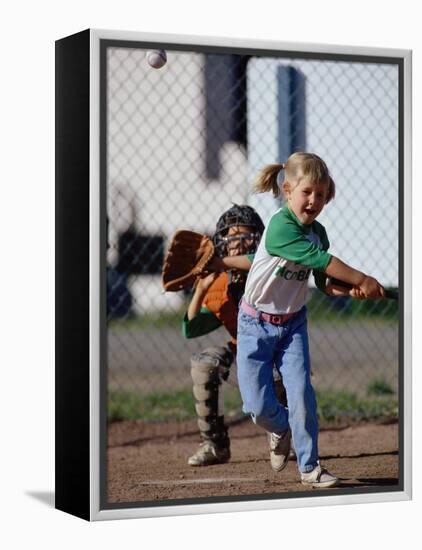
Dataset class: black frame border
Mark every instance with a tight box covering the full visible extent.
[55,29,91,521]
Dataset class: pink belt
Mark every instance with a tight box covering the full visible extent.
[241,300,298,326]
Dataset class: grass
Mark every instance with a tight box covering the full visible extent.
[108,388,195,422]
[108,385,398,424]
[108,385,244,422]
[366,378,395,396]
[316,389,398,423]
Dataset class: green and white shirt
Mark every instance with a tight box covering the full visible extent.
[244,206,331,314]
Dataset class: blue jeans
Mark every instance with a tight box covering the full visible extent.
[237,306,318,473]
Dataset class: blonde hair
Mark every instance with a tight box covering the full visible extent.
[252,152,336,203]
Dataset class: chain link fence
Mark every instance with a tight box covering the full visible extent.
[105,46,399,413]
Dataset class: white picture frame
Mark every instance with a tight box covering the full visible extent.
[55,28,412,521]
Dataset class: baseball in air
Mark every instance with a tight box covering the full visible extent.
[146,49,167,69]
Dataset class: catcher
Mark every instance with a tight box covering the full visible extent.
[179,205,287,467]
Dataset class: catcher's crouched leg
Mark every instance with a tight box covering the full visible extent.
[273,367,288,408]
[188,346,233,467]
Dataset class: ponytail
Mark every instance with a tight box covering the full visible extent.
[252,163,285,198]
[253,153,335,202]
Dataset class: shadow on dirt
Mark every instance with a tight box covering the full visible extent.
[338,477,399,488]
[321,450,398,460]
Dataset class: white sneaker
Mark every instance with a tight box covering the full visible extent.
[301,464,339,488]
[268,429,291,472]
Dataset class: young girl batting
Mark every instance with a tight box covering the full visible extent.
[229,152,385,488]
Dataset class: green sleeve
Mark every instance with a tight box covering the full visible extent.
[265,211,332,271]
[246,253,255,263]
[182,307,222,338]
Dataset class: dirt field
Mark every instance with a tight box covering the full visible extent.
[107,418,399,504]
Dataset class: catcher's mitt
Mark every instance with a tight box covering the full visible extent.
[162,230,215,291]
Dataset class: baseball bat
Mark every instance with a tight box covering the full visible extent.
[329,278,398,301]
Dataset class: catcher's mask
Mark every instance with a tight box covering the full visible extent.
[213,204,265,257]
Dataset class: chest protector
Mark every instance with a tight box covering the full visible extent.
[202,272,239,349]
